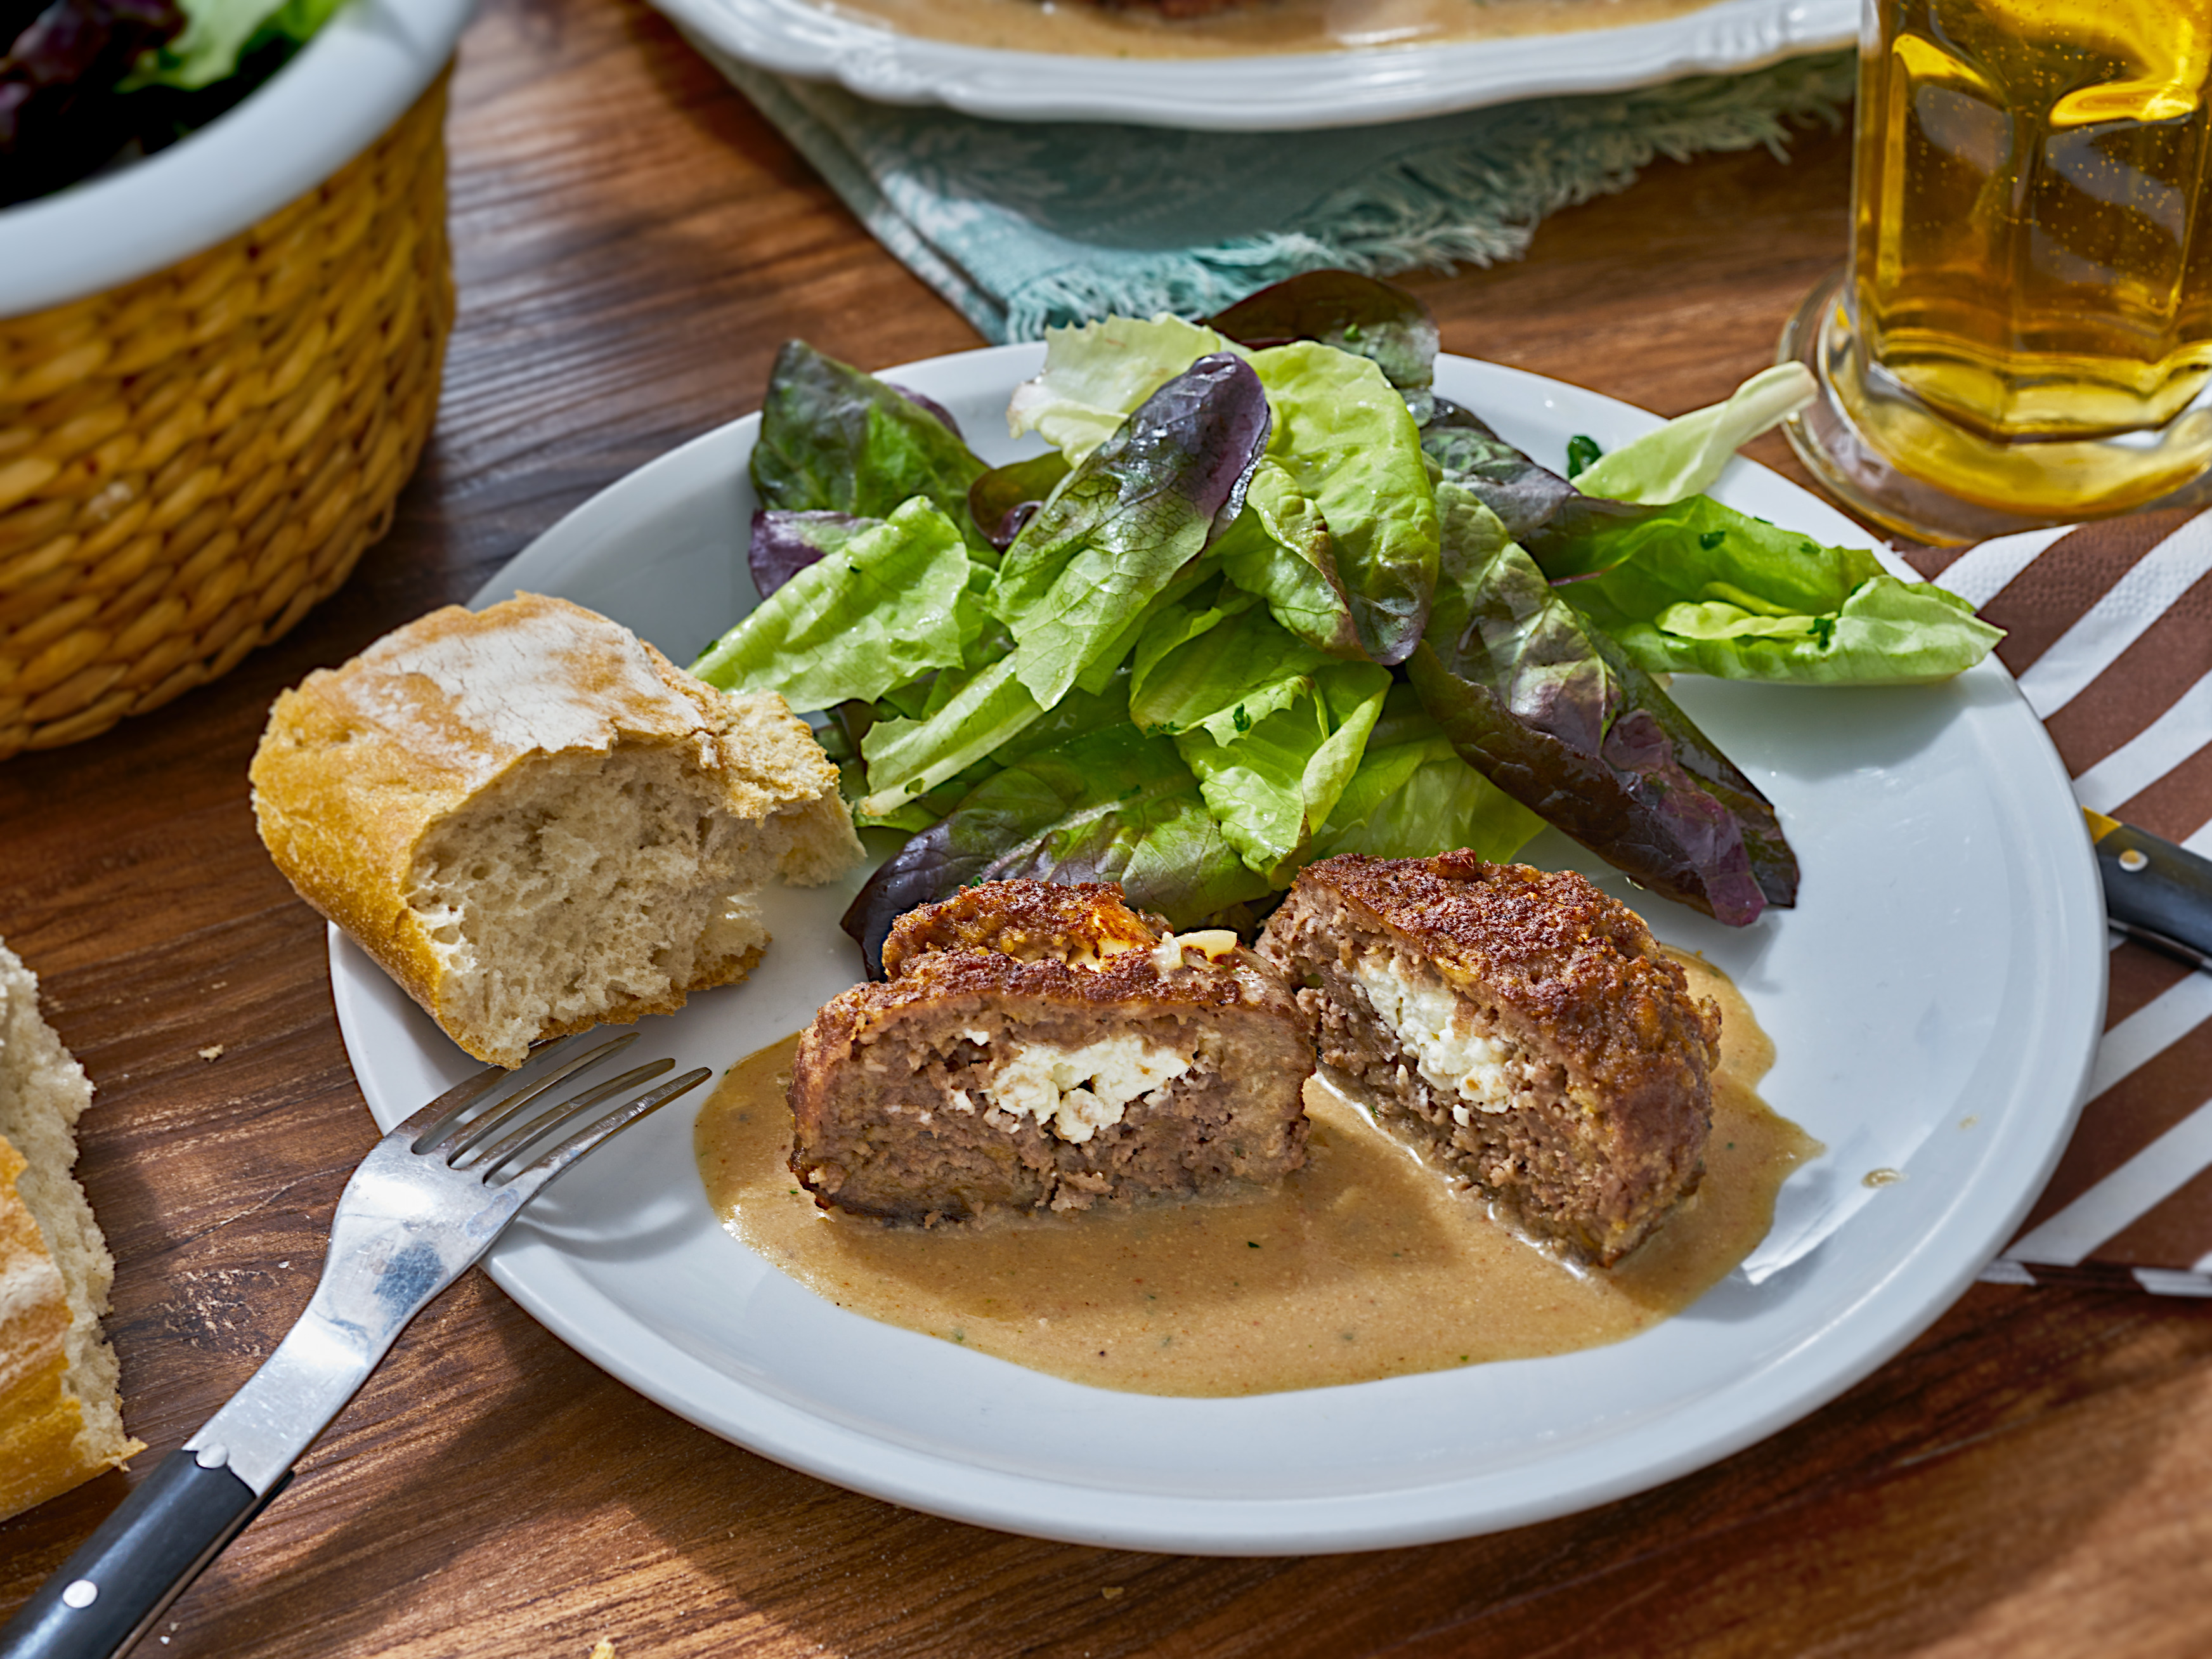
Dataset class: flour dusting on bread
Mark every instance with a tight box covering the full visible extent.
[252,594,862,1066]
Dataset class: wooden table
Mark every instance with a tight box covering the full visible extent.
[7,3,2212,1653]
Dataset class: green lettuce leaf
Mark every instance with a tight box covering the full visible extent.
[1570,364,1816,505]
[750,341,989,550]
[1210,459,1363,658]
[850,665,1136,833]
[1006,315,1233,462]
[1248,341,1438,666]
[1309,686,1544,861]
[842,724,1273,977]
[128,0,339,91]
[992,353,1270,710]
[690,497,980,711]
[1545,496,2001,683]
[1174,660,1391,883]
[857,656,1045,820]
[1130,595,1336,745]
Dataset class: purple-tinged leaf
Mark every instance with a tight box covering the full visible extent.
[751,341,990,556]
[968,451,1069,553]
[884,382,963,441]
[841,723,1271,977]
[1407,485,1795,925]
[1211,270,1440,395]
[992,352,1272,709]
[746,508,878,600]
[1421,398,1658,552]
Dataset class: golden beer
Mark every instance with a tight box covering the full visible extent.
[1790,0,2212,534]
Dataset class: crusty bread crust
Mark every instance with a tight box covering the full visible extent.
[251,594,861,1064]
[0,942,139,1522]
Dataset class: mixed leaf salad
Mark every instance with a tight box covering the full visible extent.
[689,273,2001,974]
[1,0,342,205]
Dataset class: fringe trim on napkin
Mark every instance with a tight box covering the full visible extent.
[703,39,1852,342]
[992,53,1855,340]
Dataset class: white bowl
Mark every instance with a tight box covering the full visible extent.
[0,0,476,320]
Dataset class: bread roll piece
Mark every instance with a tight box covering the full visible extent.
[1258,853,1718,1266]
[252,594,862,1067]
[791,882,1316,1223]
[0,941,140,1523]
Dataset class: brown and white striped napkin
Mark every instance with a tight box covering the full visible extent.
[1901,507,2212,1296]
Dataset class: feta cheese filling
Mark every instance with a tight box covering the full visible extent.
[1350,954,1519,1122]
[972,1035,1193,1143]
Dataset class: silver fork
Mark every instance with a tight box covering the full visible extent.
[0,1034,711,1659]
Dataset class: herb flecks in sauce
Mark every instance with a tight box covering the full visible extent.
[693,954,1815,1398]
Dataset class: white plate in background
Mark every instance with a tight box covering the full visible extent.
[330,345,2104,1554]
[651,0,1853,131]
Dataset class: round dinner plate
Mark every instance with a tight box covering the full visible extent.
[650,0,1856,130]
[330,345,2105,1555]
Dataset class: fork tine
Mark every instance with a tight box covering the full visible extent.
[494,1065,713,1192]
[391,1048,554,1142]
[414,1032,639,1157]
[459,1058,675,1173]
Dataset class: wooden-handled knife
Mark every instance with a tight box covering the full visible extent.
[2085,810,2212,972]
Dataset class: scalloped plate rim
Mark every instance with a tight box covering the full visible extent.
[649,0,1856,130]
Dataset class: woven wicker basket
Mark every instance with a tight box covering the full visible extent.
[0,73,454,760]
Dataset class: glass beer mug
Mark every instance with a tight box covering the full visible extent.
[1783,0,2212,543]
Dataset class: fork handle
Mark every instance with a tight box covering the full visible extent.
[0,1452,292,1659]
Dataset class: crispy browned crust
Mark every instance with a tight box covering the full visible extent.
[1289,852,1719,1095]
[793,882,1315,1222]
[882,881,1157,975]
[1257,852,1718,1265]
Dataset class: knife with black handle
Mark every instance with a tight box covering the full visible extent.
[2086,810,2212,972]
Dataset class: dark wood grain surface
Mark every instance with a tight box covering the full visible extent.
[6,2,2211,1653]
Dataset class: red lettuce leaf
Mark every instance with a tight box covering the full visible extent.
[1420,398,1659,554]
[750,341,990,553]
[968,450,1069,552]
[746,508,879,600]
[1,0,181,204]
[1211,270,1440,396]
[1407,488,1795,925]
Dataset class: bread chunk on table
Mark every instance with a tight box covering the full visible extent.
[1258,852,1718,1266]
[791,882,1315,1222]
[0,941,141,1523]
[252,594,861,1067]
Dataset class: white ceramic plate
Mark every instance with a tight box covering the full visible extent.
[331,346,2105,1554]
[651,0,1852,130]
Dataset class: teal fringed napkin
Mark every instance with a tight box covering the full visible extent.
[693,38,1853,342]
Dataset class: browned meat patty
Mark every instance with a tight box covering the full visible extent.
[791,881,1316,1223]
[1256,852,1719,1266]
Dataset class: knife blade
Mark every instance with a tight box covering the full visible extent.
[2085,809,2212,972]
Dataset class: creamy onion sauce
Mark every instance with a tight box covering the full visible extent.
[694,954,1816,1398]
[817,0,1714,60]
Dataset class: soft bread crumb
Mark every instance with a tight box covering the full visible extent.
[0,940,141,1521]
[252,595,863,1067]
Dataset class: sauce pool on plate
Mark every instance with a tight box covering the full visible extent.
[693,954,1816,1397]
